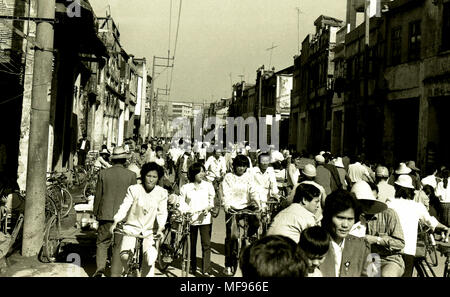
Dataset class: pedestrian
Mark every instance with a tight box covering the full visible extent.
[350,181,405,277]
[287,152,302,192]
[333,157,348,190]
[204,149,227,217]
[314,154,332,195]
[267,183,321,243]
[406,160,422,190]
[239,235,307,277]
[388,174,449,277]
[319,189,371,277]
[375,166,396,203]
[93,146,137,277]
[176,150,195,191]
[109,162,168,277]
[221,154,259,276]
[435,168,450,226]
[179,162,215,276]
[94,148,112,169]
[347,155,373,187]
[77,134,90,167]
[298,226,330,277]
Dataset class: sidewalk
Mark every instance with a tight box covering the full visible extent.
[0,252,88,277]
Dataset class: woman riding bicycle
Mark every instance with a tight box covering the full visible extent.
[221,154,260,276]
[110,162,168,277]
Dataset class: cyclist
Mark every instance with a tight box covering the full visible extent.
[221,154,260,276]
[94,148,111,169]
[250,153,280,209]
[110,162,168,277]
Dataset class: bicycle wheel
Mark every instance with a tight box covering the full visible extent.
[181,234,191,277]
[45,196,58,221]
[426,244,438,267]
[57,188,73,218]
[157,228,173,272]
[83,179,97,200]
[42,214,61,263]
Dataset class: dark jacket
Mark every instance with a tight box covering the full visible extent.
[93,165,137,221]
[320,234,371,277]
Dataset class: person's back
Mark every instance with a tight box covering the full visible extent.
[94,165,137,220]
[315,165,332,195]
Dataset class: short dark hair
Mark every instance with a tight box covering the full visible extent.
[321,189,360,233]
[233,154,250,171]
[293,183,320,204]
[140,162,164,181]
[155,146,163,153]
[188,162,205,183]
[291,152,301,160]
[394,185,414,200]
[299,226,330,256]
[239,235,307,277]
[141,144,148,150]
[258,153,271,163]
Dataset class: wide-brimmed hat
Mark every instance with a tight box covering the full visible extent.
[395,163,412,175]
[319,151,325,156]
[302,164,317,178]
[110,146,130,159]
[100,148,110,155]
[334,157,344,168]
[315,155,325,163]
[376,166,389,177]
[395,175,415,189]
[406,160,420,172]
[351,181,387,215]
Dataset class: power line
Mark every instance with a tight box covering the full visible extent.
[168,0,183,101]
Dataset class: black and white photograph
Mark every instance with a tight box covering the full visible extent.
[0,0,449,282]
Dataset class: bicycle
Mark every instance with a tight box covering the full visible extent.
[437,241,450,277]
[414,224,444,277]
[260,197,283,236]
[46,172,73,218]
[114,225,161,277]
[157,207,204,277]
[226,206,261,275]
[82,166,101,200]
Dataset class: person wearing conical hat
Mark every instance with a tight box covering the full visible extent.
[350,181,405,277]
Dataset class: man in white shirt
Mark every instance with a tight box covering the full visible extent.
[347,156,373,186]
[205,150,227,217]
[250,153,279,208]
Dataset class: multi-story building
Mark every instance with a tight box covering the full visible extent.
[335,0,450,170]
[290,15,344,154]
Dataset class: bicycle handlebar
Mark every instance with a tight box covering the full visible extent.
[114,227,161,240]
[227,208,260,216]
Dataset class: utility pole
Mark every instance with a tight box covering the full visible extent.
[266,43,278,70]
[22,0,56,256]
[149,54,173,138]
[295,6,303,55]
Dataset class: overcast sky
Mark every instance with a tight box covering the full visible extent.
[90,0,347,104]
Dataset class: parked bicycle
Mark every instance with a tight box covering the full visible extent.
[114,224,162,277]
[157,206,202,277]
[46,172,73,218]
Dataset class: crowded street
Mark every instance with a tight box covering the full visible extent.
[1,0,450,283]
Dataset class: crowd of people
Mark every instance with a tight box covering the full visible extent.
[84,136,449,277]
